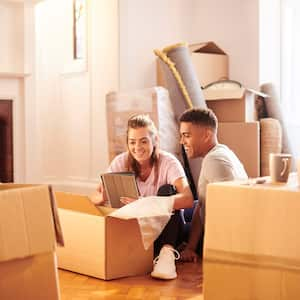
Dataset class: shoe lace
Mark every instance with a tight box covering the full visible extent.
[153,247,180,265]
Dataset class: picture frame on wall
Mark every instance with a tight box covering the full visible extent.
[73,0,86,60]
[61,0,87,75]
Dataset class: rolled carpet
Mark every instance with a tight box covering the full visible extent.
[154,42,207,121]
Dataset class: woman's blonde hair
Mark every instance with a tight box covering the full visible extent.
[126,114,159,181]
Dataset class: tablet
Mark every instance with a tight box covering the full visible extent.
[100,172,140,208]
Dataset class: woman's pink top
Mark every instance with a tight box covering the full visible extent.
[107,150,186,197]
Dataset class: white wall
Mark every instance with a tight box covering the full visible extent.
[120,0,260,90]
[0,0,267,192]
[34,0,119,192]
[0,1,35,183]
[259,0,281,94]
[0,2,24,73]
[119,0,196,90]
[34,0,261,192]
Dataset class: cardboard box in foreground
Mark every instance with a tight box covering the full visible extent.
[218,122,260,178]
[0,184,62,300]
[204,174,300,299]
[55,191,153,280]
[204,259,300,300]
[205,174,300,265]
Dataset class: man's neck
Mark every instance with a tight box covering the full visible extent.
[205,141,218,156]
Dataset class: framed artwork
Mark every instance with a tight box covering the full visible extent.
[73,0,86,60]
[62,0,87,74]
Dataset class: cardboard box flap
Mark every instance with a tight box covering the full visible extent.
[0,183,36,191]
[189,41,226,55]
[54,191,114,217]
[0,185,57,262]
[48,186,64,247]
[204,87,268,101]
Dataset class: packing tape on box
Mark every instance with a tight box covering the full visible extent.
[110,196,174,250]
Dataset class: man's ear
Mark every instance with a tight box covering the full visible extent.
[204,128,213,142]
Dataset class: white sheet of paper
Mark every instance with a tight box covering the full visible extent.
[110,196,174,249]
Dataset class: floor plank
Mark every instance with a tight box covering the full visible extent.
[59,261,203,299]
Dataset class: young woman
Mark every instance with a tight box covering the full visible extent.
[93,114,193,280]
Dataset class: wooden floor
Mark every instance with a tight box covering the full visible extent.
[59,261,203,300]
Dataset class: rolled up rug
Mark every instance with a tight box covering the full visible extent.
[154,42,207,200]
[154,42,207,121]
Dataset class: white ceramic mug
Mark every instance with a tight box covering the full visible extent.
[269,153,292,183]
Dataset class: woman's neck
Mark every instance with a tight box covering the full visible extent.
[138,161,153,181]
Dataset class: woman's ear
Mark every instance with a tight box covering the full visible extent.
[153,135,159,147]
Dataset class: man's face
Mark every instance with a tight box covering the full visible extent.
[180,122,208,158]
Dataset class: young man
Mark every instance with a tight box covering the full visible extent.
[179,108,248,262]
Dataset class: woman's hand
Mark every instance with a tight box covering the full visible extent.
[120,196,138,205]
[90,182,106,205]
[90,191,105,205]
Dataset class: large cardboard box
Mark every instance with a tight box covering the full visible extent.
[204,174,300,299]
[106,87,180,161]
[218,122,260,178]
[0,184,62,300]
[55,191,153,280]
[189,41,229,87]
[204,87,265,122]
[204,174,300,265]
[156,41,228,88]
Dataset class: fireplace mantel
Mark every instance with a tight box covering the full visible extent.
[2,0,43,3]
[0,72,31,79]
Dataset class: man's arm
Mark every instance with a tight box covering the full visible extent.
[172,177,194,210]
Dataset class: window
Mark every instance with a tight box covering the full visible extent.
[281,0,300,158]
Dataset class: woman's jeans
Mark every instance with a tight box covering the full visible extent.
[154,184,184,256]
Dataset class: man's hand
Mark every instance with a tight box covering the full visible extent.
[180,245,198,263]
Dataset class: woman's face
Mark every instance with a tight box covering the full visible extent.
[127,127,156,164]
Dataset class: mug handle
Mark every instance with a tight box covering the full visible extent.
[280,158,289,177]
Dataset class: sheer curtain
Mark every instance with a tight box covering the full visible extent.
[281,0,300,159]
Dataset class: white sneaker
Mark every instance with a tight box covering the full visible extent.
[151,246,180,280]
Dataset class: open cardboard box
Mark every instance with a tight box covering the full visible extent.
[157,41,228,89]
[55,191,153,280]
[204,86,267,122]
[189,41,229,87]
[0,184,63,300]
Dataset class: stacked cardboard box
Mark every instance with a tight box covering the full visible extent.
[55,191,153,280]
[204,86,262,178]
[0,184,63,300]
[203,174,300,299]
[106,87,180,161]
[191,41,262,178]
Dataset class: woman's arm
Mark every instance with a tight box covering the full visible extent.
[172,177,193,210]
[90,181,107,205]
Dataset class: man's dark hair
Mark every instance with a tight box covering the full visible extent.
[179,108,218,130]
